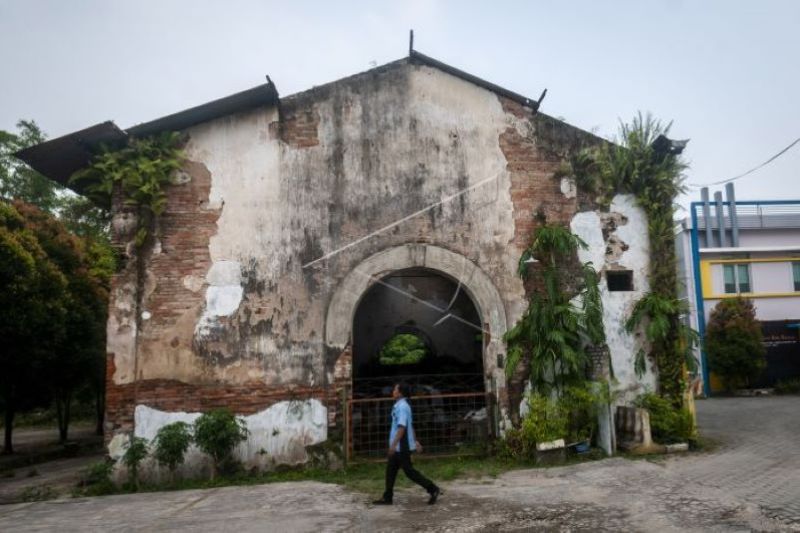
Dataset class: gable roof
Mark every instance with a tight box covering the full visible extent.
[409,51,545,110]
[15,80,279,191]
[15,52,544,190]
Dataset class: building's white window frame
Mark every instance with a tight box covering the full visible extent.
[723,263,751,294]
[793,261,800,292]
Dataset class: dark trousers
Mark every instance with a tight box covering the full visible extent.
[382,451,437,501]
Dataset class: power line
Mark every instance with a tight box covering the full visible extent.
[688,136,800,188]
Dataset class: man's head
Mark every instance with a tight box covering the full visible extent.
[393,382,412,399]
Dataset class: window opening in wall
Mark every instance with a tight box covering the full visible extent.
[723,263,751,294]
[607,270,634,291]
[793,262,800,292]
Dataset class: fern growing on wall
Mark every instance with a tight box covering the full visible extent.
[505,224,605,398]
[70,132,184,247]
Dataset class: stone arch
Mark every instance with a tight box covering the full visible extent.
[325,244,507,390]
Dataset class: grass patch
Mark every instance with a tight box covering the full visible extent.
[775,378,800,395]
[19,484,58,502]
[75,450,612,499]
[689,435,720,453]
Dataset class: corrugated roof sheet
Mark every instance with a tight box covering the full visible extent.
[14,80,279,190]
[126,80,278,137]
[13,121,127,191]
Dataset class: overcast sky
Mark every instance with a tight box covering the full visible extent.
[2,0,798,211]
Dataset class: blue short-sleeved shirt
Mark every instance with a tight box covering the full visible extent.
[389,398,416,452]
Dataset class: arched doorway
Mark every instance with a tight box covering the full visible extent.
[325,244,508,458]
[352,267,484,398]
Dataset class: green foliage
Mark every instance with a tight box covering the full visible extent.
[635,392,695,444]
[1,120,111,242]
[70,132,184,246]
[502,383,611,458]
[79,460,116,496]
[1,119,113,444]
[378,333,428,365]
[1,201,69,452]
[84,460,113,485]
[706,298,765,390]
[153,422,193,475]
[123,436,149,488]
[774,378,800,395]
[193,409,248,479]
[572,112,696,405]
[506,224,604,396]
[624,293,698,379]
[581,263,605,346]
[19,484,58,502]
[0,121,58,212]
[560,383,611,442]
[521,393,568,445]
[517,224,587,278]
[12,201,109,443]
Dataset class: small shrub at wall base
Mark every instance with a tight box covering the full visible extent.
[193,409,248,480]
[501,383,608,460]
[153,421,192,479]
[79,460,115,496]
[122,436,148,489]
[635,393,695,444]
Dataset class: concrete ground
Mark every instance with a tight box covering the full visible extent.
[0,396,798,532]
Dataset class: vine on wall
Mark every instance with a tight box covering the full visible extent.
[574,112,697,406]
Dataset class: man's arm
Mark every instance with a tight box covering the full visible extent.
[389,425,405,456]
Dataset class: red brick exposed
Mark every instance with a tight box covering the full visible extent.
[280,104,320,148]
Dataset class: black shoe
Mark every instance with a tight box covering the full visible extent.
[372,498,393,505]
[427,488,441,505]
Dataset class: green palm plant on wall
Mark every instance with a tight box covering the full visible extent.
[70,132,184,246]
[506,224,605,397]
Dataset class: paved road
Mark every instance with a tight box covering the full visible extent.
[0,396,797,532]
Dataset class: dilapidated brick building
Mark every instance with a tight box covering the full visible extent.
[20,50,655,470]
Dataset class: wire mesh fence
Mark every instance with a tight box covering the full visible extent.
[351,373,485,399]
[346,391,492,461]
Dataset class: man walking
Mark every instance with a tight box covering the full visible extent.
[373,382,441,505]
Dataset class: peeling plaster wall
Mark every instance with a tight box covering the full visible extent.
[106,59,655,457]
[108,401,327,479]
[124,62,533,392]
[571,194,656,402]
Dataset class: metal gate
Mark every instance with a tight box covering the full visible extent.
[346,392,493,461]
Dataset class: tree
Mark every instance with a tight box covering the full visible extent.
[706,297,766,390]
[0,201,66,453]
[14,201,108,443]
[1,119,114,440]
[0,121,58,212]
[0,200,109,450]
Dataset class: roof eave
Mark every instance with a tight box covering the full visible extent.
[13,121,128,192]
[14,79,280,191]
[126,79,279,137]
[410,50,543,111]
